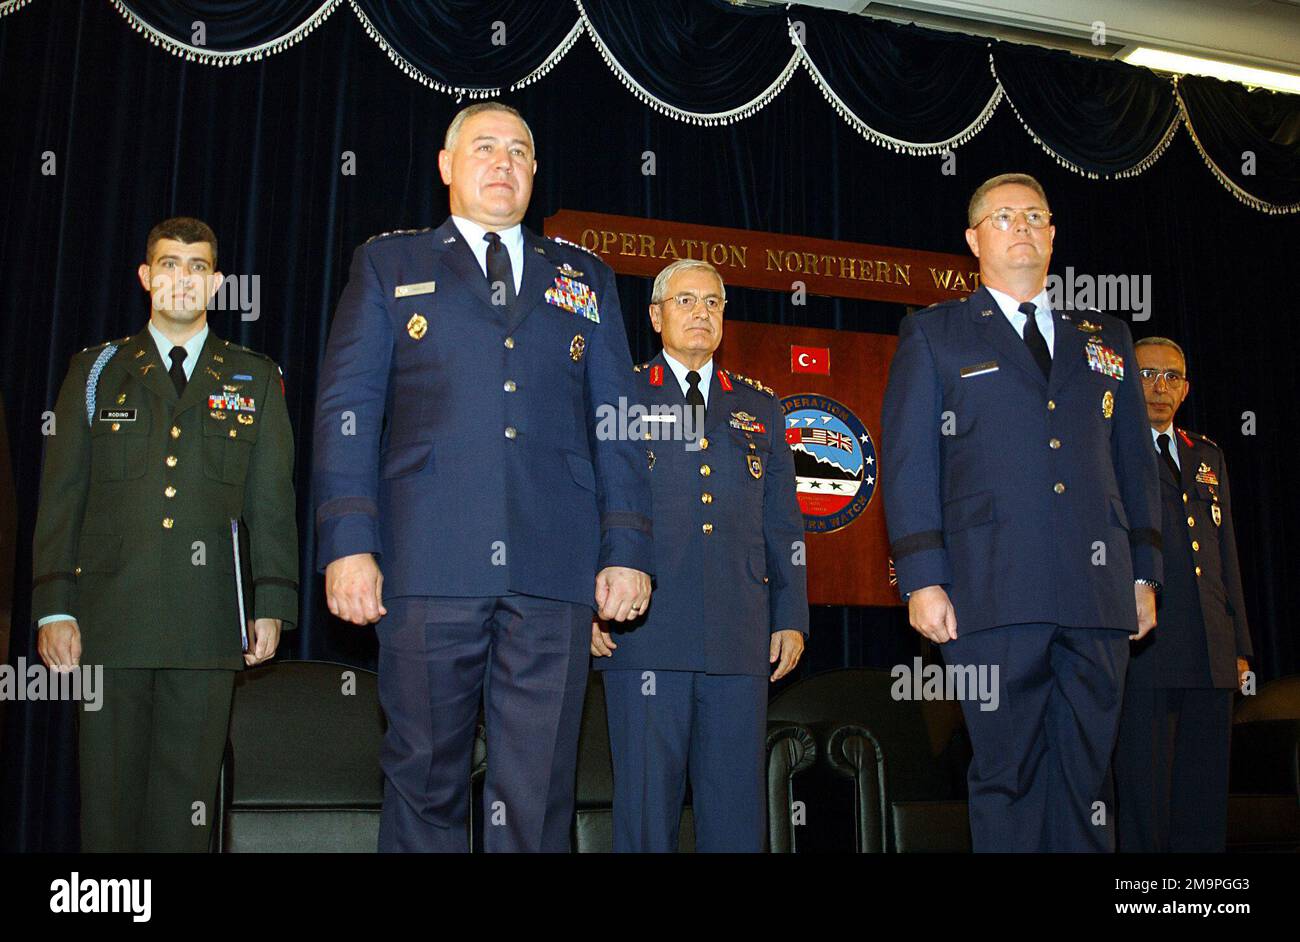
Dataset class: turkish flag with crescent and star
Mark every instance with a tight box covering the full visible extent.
[791,345,830,375]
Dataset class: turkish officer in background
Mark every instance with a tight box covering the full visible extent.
[33,217,298,851]
[1114,337,1252,852]
[882,173,1162,852]
[591,259,808,852]
[315,103,652,853]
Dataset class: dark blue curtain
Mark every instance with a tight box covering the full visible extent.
[799,12,998,146]
[994,40,1181,176]
[1180,74,1300,206]
[2,0,1299,850]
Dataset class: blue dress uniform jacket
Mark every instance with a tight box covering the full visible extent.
[312,218,652,601]
[594,353,809,676]
[882,287,1162,633]
[1128,429,1252,688]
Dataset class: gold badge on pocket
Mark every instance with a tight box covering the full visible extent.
[1102,389,1114,419]
[747,454,763,479]
[570,334,586,362]
[1212,504,1222,526]
[407,314,428,340]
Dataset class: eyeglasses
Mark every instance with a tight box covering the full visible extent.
[974,208,1053,230]
[1138,369,1186,386]
[660,293,725,313]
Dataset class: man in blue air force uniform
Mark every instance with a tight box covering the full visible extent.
[591,260,808,852]
[882,173,1162,852]
[1114,337,1252,852]
[313,103,653,852]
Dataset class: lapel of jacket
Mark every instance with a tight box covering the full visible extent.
[507,227,564,336]
[175,330,227,418]
[1047,307,1089,395]
[115,326,179,405]
[967,286,1047,389]
[430,217,506,321]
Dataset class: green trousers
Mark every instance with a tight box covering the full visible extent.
[78,668,236,852]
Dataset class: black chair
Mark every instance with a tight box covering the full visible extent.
[217,660,385,852]
[1228,675,1300,852]
[768,667,972,852]
[572,671,816,852]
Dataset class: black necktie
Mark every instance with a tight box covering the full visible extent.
[1018,301,1051,380]
[1157,432,1181,482]
[484,231,516,307]
[685,369,706,422]
[168,345,187,396]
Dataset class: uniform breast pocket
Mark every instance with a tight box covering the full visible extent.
[202,415,259,484]
[90,417,150,482]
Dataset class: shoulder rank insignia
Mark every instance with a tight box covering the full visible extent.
[729,371,774,395]
[1198,431,1220,450]
[633,362,648,373]
[550,235,600,258]
[648,365,664,387]
[364,226,432,246]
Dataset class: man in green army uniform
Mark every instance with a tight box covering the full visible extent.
[31,217,299,852]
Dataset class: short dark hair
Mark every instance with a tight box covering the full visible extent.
[146,217,218,266]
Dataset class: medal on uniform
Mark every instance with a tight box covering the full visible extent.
[729,411,767,434]
[570,334,586,362]
[237,414,254,425]
[1077,320,1103,333]
[407,313,428,340]
[1101,389,1114,419]
[1195,462,1219,486]
[746,441,763,480]
[557,263,584,279]
[1211,504,1222,526]
[647,449,656,470]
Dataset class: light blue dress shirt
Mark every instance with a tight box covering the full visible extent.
[451,215,524,294]
[148,321,208,380]
[662,351,713,404]
[1152,426,1181,470]
[985,284,1055,356]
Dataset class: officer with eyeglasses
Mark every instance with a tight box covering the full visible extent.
[1113,336,1252,852]
[591,259,808,852]
[883,172,1162,852]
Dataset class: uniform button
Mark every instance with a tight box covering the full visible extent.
[762,576,769,585]
[504,337,515,349]
[1187,516,1195,527]
[700,465,711,477]
[1047,400,1056,411]
[162,517,174,529]
[1191,540,1200,551]
[111,422,120,432]
[699,437,709,450]
[1182,493,1189,503]
[170,425,181,439]
[1195,566,1202,577]
[504,426,517,440]
[1049,438,1061,449]
[164,486,176,498]
[503,380,517,392]
[229,428,237,439]
[165,455,178,468]
[702,523,713,535]
[1054,482,1065,494]
[74,566,82,576]
[701,493,713,504]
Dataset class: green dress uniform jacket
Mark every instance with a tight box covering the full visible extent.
[31,327,299,669]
